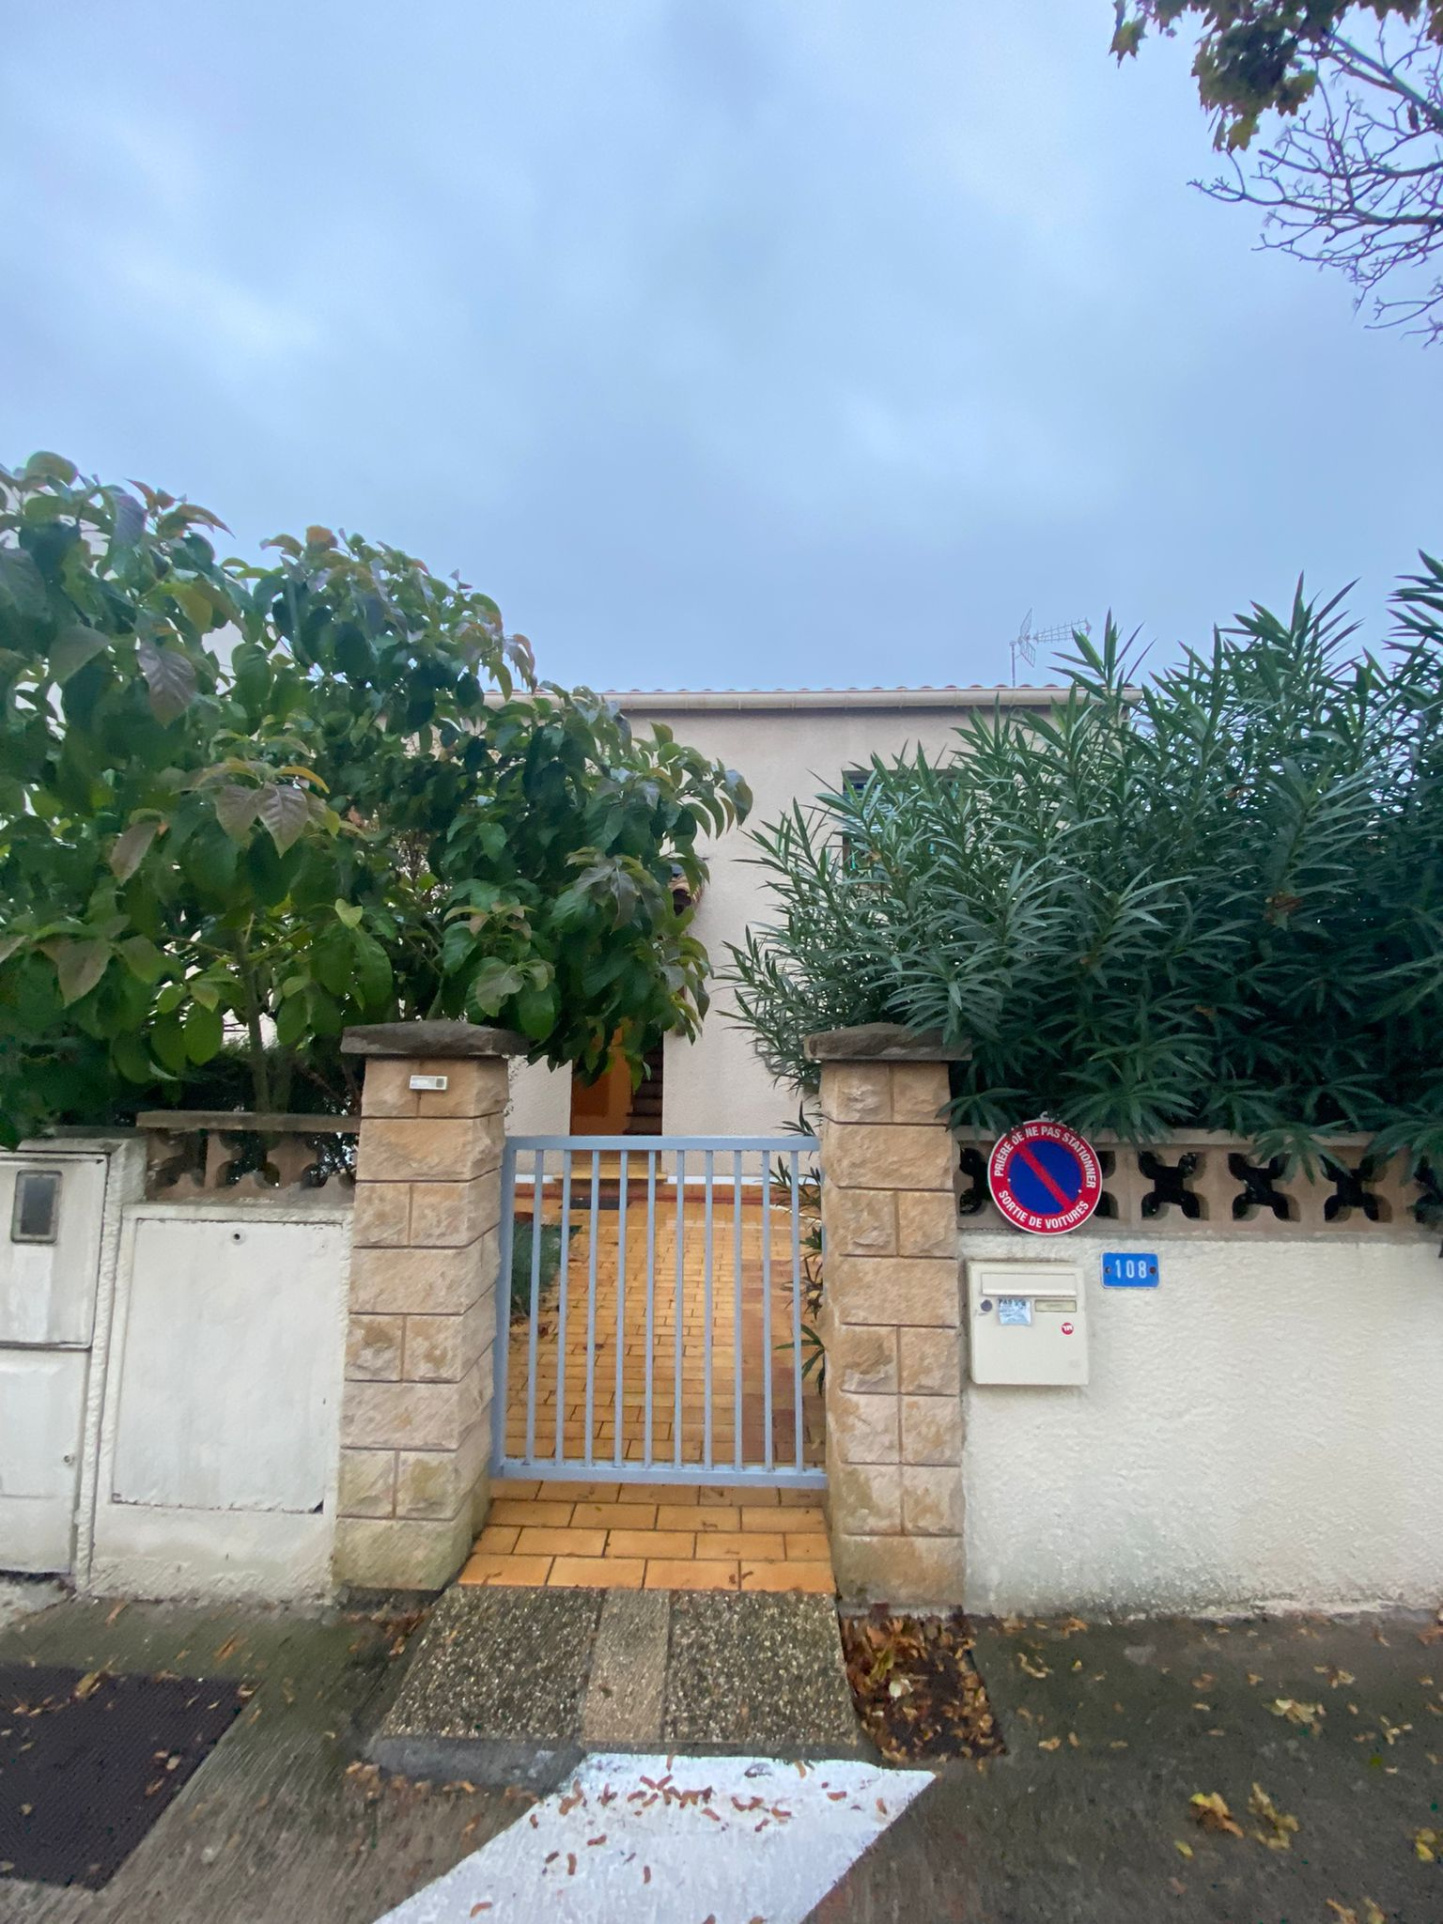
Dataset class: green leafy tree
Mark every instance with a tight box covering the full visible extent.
[729,560,1443,1167]
[0,452,749,1142]
[1113,3,1443,338]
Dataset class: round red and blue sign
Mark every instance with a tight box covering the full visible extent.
[988,1119,1102,1236]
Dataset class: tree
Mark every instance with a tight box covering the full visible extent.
[0,452,749,1143]
[728,559,1443,1168]
[1113,3,1443,340]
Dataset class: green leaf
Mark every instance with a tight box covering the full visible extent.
[312,924,354,997]
[275,991,309,1047]
[335,898,364,929]
[515,982,558,1040]
[183,1000,224,1064]
[111,1031,154,1084]
[109,819,160,882]
[0,547,48,621]
[118,934,164,982]
[352,931,392,1008]
[468,956,525,1018]
[136,639,198,724]
[50,625,110,683]
[23,451,78,485]
[107,490,144,552]
[0,933,26,965]
[53,938,110,1006]
[213,784,259,841]
[255,781,311,854]
[151,1012,188,1075]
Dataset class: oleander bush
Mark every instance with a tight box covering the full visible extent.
[730,562,1443,1166]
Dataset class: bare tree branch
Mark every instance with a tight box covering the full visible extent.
[1195,23,1443,342]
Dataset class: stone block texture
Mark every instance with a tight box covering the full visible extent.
[817,1051,966,1607]
[335,1047,507,1591]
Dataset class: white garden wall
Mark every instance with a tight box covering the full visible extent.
[960,1223,1443,1617]
[87,1197,350,1602]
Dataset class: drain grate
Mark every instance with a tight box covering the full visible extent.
[0,1663,246,1889]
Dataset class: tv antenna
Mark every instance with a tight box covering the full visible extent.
[1010,611,1091,685]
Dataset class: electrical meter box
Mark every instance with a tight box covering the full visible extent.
[966,1259,1088,1386]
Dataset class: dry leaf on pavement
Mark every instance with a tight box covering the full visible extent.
[1247,1782,1299,1851]
[1189,1792,1242,1838]
[1268,1697,1324,1735]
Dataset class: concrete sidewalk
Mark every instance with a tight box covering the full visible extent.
[2,1594,1440,1921]
[0,1593,523,1924]
[815,1611,1443,1922]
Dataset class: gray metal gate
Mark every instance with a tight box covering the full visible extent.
[493,1135,824,1489]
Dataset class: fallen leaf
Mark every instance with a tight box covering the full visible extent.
[1038,1736,1062,1752]
[1174,1839,1193,1859]
[1190,1791,1242,1838]
[1248,1782,1299,1852]
[1415,1826,1440,1863]
[1268,1697,1324,1735]
[105,1602,127,1627]
[470,1906,493,1917]
[1314,1665,1355,1688]
[73,1671,105,1701]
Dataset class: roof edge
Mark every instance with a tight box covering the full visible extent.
[606,686,1066,714]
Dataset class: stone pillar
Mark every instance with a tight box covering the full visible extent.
[333,1021,525,1592]
[806,1024,966,1609]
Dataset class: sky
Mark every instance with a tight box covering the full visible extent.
[3,2,1440,693]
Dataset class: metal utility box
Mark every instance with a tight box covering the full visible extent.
[967,1257,1088,1386]
[0,1150,110,1573]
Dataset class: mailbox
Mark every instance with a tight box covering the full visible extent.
[966,1258,1088,1386]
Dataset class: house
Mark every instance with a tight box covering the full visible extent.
[506,684,1063,1140]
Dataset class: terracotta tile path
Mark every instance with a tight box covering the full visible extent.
[458,1480,836,1594]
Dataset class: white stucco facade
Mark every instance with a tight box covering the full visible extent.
[958,1222,1443,1617]
[507,687,1057,1139]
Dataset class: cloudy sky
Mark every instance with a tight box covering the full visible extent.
[3,3,1439,691]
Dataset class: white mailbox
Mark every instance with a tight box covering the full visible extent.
[967,1258,1088,1386]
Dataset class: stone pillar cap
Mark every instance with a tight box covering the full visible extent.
[341,1020,528,1059]
[804,1022,966,1063]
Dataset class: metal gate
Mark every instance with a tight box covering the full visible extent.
[493,1136,824,1489]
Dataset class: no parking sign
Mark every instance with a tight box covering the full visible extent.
[988,1119,1102,1236]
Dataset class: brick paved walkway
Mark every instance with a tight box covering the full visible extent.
[459,1480,835,1592]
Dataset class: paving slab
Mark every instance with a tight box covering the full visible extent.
[809,1611,1443,1922]
[579,1592,670,1747]
[371,1585,603,1788]
[664,1592,866,1757]
[372,1584,867,1786]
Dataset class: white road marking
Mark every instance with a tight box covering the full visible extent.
[376,1753,933,1924]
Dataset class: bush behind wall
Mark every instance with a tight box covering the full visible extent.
[729,561,1443,1168]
